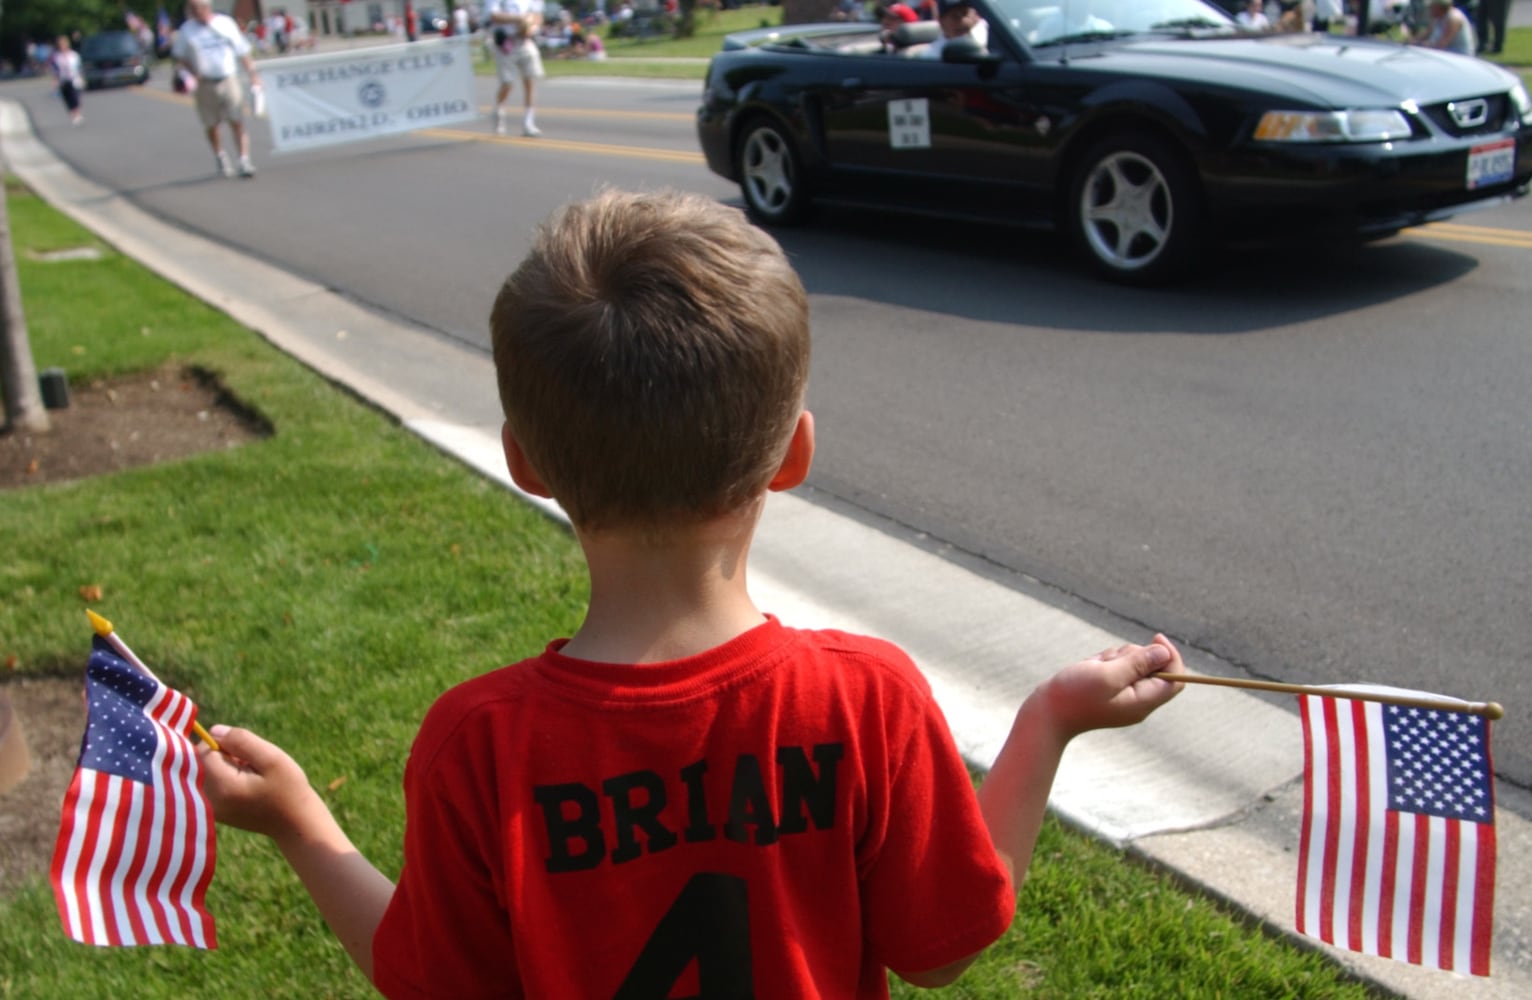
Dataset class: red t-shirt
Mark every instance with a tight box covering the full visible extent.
[372,617,1014,998]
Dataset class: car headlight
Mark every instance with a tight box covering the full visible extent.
[1253,109,1412,143]
[1509,82,1532,127]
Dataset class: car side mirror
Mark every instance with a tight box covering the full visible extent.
[941,37,1001,78]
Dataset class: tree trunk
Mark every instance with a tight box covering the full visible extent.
[0,176,49,434]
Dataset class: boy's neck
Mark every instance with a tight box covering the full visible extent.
[560,507,767,665]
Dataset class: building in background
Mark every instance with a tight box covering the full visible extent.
[215,2,473,43]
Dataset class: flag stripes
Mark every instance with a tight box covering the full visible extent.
[1296,692,1494,976]
[50,640,216,948]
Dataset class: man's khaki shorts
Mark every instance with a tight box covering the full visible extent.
[493,38,545,85]
[194,76,245,128]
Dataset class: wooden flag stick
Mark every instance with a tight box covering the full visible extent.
[86,610,222,751]
[1154,670,1504,721]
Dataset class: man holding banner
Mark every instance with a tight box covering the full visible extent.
[173,0,262,178]
[485,0,545,137]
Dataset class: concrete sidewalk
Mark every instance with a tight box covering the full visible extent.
[2,96,1528,997]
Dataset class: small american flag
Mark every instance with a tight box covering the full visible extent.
[1297,691,1495,976]
[50,635,217,948]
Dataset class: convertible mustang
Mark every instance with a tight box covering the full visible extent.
[695,0,1532,283]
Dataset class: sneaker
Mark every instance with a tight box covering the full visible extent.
[494,109,507,135]
[238,157,256,178]
[522,122,542,138]
[216,151,235,178]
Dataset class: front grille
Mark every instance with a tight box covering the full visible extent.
[1421,94,1510,138]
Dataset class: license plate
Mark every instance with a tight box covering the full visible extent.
[1466,138,1515,190]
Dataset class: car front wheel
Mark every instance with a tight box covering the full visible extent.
[1068,131,1203,285]
[736,118,809,226]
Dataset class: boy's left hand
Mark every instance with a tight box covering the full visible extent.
[1039,634,1185,740]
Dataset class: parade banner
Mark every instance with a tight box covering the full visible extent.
[262,36,477,154]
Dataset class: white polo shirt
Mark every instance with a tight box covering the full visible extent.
[484,0,546,40]
[173,13,249,81]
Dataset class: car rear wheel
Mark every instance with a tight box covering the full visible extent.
[1068,131,1203,285]
[736,118,810,226]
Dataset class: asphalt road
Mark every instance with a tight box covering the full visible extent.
[8,66,1531,806]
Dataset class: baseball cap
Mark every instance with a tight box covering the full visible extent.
[883,2,920,21]
[937,0,973,14]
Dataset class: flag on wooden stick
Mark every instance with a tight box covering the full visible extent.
[1296,690,1495,976]
[50,633,217,948]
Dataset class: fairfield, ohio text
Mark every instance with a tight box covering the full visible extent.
[262,36,478,154]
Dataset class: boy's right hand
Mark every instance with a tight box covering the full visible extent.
[198,725,323,841]
[1037,634,1185,741]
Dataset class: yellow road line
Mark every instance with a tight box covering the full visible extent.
[131,88,701,162]
[472,104,693,123]
[422,127,704,163]
[1400,222,1532,249]
[1416,221,1532,239]
[135,87,191,106]
[134,86,692,124]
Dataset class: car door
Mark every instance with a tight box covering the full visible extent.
[812,47,1056,211]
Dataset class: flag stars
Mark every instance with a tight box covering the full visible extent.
[1385,704,1493,823]
[79,650,176,784]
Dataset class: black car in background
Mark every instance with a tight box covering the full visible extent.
[696,0,1532,283]
[80,30,151,90]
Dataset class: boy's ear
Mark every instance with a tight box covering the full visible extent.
[768,410,815,492]
[502,423,554,499]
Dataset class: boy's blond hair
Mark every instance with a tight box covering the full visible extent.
[491,189,811,531]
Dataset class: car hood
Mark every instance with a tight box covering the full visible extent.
[1092,34,1518,108]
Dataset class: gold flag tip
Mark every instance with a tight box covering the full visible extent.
[1484,702,1505,722]
[85,609,113,636]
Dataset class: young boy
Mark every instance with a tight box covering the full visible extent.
[200,189,1185,997]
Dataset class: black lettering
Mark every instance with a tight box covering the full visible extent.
[539,745,840,874]
[603,770,677,864]
[724,754,777,846]
[776,743,842,834]
[281,115,369,140]
[406,99,471,120]
[680,758,715,844]
[397,54,446,71]
[534,782,605,873]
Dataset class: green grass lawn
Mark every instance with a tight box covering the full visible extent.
[0,183,1382,998]
[476,3,781,79]
[601,2,785,57]
[1484,25,1532,71]
[542,55,712,79]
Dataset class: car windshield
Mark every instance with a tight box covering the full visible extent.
[82,33,140,59]
[988,0,1236,46]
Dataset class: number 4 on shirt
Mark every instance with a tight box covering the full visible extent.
[616,873,752,998]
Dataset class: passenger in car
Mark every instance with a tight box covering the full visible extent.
[921,0,989,58]
[876,1,921,50]
[1272,1,1306,32]
[1234,0,1272,31]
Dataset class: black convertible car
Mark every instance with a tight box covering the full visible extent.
[696,0,1532,283]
